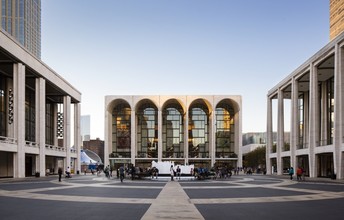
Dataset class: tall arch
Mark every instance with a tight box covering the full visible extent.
[109,99,132,159]
[136,99,158,160]
[188,99,211,166]
[162,99,185,159]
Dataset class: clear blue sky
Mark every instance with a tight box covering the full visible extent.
[41,0,329,140]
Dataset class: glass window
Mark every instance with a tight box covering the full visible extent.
[215,101,235,158]
[111,103,131,158]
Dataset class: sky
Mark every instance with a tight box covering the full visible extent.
[41,0,329,140]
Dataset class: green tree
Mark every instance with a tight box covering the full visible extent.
[243,146,266,169]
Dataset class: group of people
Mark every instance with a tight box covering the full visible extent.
[288,167,305,181]
[170,165,181,181]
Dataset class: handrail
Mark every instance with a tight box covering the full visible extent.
[0,136,17,144]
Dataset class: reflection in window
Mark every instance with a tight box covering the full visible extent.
[327,77,334,145]
[45,101,54,145]
[111,103,131,158]
[0,75,5,136]
[215,102,234,158]
[162,104,184,158]
[189,105,209,158]
[298,94,304,149]
[25,87,35,142]
[137,104,158,158]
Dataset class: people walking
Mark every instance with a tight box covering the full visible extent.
[119,165,125,182]
[170,165,175,181]
[296,167,302,181]
[176,166,181,180]
[58,167,63,182]
[289,167,294,180]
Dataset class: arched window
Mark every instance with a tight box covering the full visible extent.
[137,102,158,158]
[162,102,184,158]
[111,102,131,158]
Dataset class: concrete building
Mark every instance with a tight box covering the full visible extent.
[83,138,104,163]
[0,0,41,58]
[104,95,242,170]
[266,2,344,179]
[0,28,81,178]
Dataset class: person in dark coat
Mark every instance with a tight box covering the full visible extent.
[58,167,63,182]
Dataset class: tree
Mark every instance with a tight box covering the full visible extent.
[243,146,266,169]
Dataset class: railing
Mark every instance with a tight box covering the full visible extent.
[162,151,184,158]
[215,152,237,158]
[45,144,65,151]
[25,141,39,148]
[109,152,131,158]
[70,148,77,153]
[189,152,209,158]
[0,136,17,144]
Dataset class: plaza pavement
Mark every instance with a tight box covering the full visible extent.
[0,174,343,220]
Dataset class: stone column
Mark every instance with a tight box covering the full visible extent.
[74,103,81,173]
[277,89,284,175]
[158,110,163,162]
[36,77,46,176]
[13,63,25,178]
[334,44,343,179]
[308,63,319,178]
[131,110,136,165]
[210,110,215,166]
[104,104,112,166]
[290,78,298,169]
[236,103,243,168]
[184,109,189,165]
[63,96,71,172]
[266,96,273,174]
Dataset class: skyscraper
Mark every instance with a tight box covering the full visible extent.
[0,0,41,58]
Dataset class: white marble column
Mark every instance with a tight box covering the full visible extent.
[184,109,189,165]
[131,110,136,165]
[334,44,343,179]
[290,78,298,169]
[277,89,284,175]
[104,106,111,166]
[266,96,273,174]
[74,103,81,173]
[236,105,243,168]
[308,63,319,178]
[210,110,215,166]
[63,96,71,172]
[13,63,25,178]
[36,77,46,176]
[158,110,162,162]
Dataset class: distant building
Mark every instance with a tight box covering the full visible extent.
[81,115,91,141]
[330,0,344,40]
[105,95,242,170]
[83,138,104,163]
[0,0,41,58]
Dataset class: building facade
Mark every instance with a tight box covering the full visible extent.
[81,115,91,142]
[0,0,41,59]
[83,138,104,163]
[330,0,344,40]
[105,95,242,170]
[266,31,344,179]
[0,29,81,178]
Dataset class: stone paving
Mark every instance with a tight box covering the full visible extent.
[0,174,344,220]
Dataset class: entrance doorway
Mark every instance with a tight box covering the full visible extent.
[25,154,36,177]
[317,153,334,178]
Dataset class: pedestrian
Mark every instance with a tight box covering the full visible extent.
[176,166,181,180]
[296,167,302,181]
[170,165,175,181]
[289,167,294,180]
[58,167,63,182]
[119,165,125,182]
[131,165,136,180]
[66,166,71,178]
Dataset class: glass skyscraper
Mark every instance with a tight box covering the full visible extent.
[0,0,41,58]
